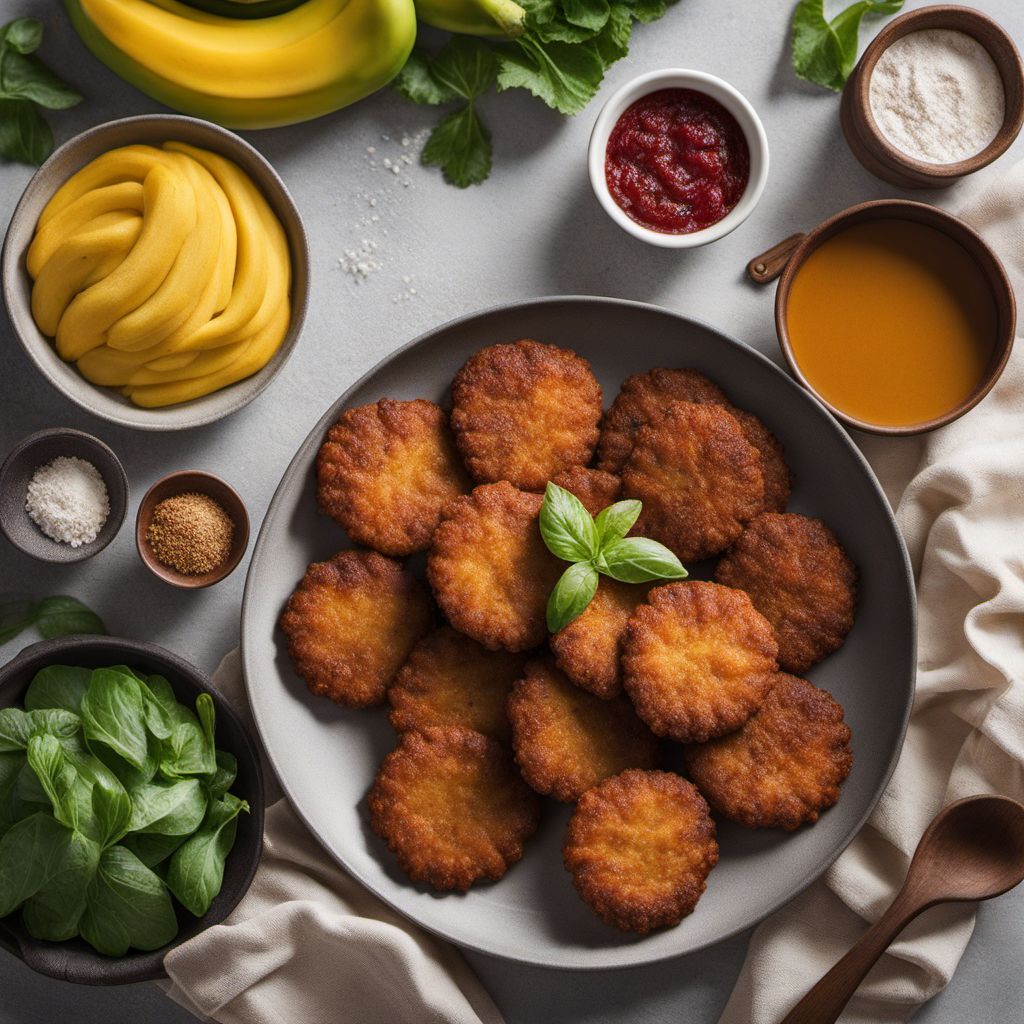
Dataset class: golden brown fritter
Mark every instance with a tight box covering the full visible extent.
[368,726,540,891]
[316,399,470,556]
[728,408,793,515]
[507,659,658,802]
[427,482,562,652]
[388,626,528,743]
[622,402,764,562]
[450,339,602,491]
[563,769,718,933]
[550,577,652,699]
[622,581,778,743]
[685,674,853,830]
[715,513,857,674]
[597,368,729,474]
[279,550,433,708]
[550,467,622,517]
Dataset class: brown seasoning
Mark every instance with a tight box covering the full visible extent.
[147,492,233,575]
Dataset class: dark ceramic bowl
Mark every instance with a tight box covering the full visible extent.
[0,428,128,563]
[0,636,265,984]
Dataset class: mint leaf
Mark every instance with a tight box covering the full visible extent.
[394,51,457,106]
[422,106,493,188]
[497,35,606,115]
[547,561,599,633]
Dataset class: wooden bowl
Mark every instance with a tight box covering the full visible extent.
[136,471,249,588]
[0,635,265,984]
[840,5,1024,188]
[0,428,127,563]
[747,199,1016,435]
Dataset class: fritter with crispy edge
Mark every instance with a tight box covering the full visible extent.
[564,769,719,933]
[280,550,433,708]
[550,577,652,699]
[597,368,729,474]
[622,581,778,743]
[316,398,470,556]
[550,467,621,517]
[507,659,658,802]
[450,340,602,491]
[727,408,793,515]
[388,626,528,743]
[427,481,562,651]
[368,726,540,891]
[715,512,857,674]
[622,402,764,562]
[685,674,853,830]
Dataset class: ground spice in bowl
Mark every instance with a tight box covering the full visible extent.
[146,492,233,576]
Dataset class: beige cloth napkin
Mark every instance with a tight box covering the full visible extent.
[162,650,504,1024]
[720,160,1024,1024]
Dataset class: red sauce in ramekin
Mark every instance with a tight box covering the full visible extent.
[605,88,750,235]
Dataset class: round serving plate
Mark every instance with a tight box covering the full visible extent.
[241,296,915,970]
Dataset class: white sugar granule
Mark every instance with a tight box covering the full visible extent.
[26,456,109,547]
[869,29,1004,165]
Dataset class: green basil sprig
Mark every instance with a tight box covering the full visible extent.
[540,482,687,632]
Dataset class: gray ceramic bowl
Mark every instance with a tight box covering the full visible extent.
[1,114,309,431]
[0,635,265,984]
[0,428,127,563]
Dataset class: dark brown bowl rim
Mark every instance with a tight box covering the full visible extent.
[852,5,1024,180]
[135,471,250,589]
[774,198,1016,436]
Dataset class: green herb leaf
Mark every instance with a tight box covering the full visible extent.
[540,482,600,562]
[422,106,493,188]
[24,665,92,714]
[121,830,188,869]
[1,51,83,109]
[546,561,600,633]
[431,36,499,99]
[0,599,35,644]
[594,4,632,64]
[0,811,76,916]
[791,0,903,91]
[594,499,641,546]
[21,829,99,941]
[127,778,207,837]
[497,34,606,115]
[627,0,668,24]
[562,0,610,32]
[0,707,80,752]
[81,669,150,770]
[33,596,105,639]
[205,749,238,800]
[27,734,89,833]
[393,50,458,106]
[0,18,43,54]
[600,536,688,583]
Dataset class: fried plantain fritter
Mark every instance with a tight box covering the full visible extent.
[685,673,853,830]
[279,549,433,708]
[388,626,528,743]
[622,401,764,562]
[368,726,540,891]
[507,659,658,802]
[450,339,602,491]
[563,769,719,933]
[715,512,857,674]
[550,466,622,517]
[316,398,471,556]
[622,581,778,743]
[550,577,652,699]
[427,481,562,651]
[728,408,793,515]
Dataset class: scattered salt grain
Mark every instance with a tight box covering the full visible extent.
[25,456,109,547]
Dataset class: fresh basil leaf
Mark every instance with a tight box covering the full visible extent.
[422,105,493,188]
[394,50,458,105]
[0,599,35,644]
[122,830,188,869]
[21,829,100,941]
[0,707,79,752]
[0,811,76,916]
[81,668,150,770]
[206,749,238,800]
[1,51,83,110]
[33,596,105,639]
[24,665,92,714]
[546,560,599,633]
[166,793,248,917]
[497,34,606,115]
[600,536,687,583]
[594,499,641,546]
[0,18,42,54]
[540,482,600,562]
[79,845,178,955]
[127,778,207,837]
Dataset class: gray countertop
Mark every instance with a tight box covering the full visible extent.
[2,0,1022,1021]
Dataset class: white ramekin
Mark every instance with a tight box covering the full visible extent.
[588,69,770,248]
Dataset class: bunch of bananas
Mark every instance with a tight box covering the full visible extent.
[29,142,291,408]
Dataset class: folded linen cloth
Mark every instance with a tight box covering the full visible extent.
[162,650,503,1024]
[719,160,1024,1024]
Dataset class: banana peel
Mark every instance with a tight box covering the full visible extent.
[413,0,524,38]
[64,0,417,129]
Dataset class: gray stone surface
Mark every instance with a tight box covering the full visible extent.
[1,0,1022,1021]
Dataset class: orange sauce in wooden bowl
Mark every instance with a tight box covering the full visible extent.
[785,220,997,428]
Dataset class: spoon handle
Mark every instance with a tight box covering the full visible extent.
[779,890,926,1024]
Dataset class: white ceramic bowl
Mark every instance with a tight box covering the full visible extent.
[588,69,770,248]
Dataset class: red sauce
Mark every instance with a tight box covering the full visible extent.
[605,88,750,235]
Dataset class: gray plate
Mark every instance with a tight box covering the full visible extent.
[241,297,915,970]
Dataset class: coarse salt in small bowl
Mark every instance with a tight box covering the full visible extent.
[588,69,770,249]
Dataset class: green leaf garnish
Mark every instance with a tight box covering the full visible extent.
[547,561,600,633]
[539,482,600,562]
[601,536,687,584]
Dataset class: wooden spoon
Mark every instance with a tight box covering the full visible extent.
[781,794,1024,1024]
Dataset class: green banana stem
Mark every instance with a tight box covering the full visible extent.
[482,0,525,37]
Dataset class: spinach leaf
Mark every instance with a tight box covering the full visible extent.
[81,668,150,770]
[0,707,79,752]
[79,845,178,955]
[0,811,77,916]
[85,764,132,849]
[0,599,35,644]
[24,665,92,714]
[159,696,216,778]
[27,734,92,834]
[206,749,238,800]
[121,831,188,869]
[127,778,207,837]
[33,596,105,639]
[143,675,182,721]
[167,794,248,917]
[21,829,100,941]
[0,751,26,839]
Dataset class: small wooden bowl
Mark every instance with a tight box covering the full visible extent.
[841,5,1024,188]
[0,428,127,563]
[747,199,1016,435]
[136,471,249,589]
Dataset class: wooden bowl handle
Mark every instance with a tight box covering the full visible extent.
[747,233,806,284]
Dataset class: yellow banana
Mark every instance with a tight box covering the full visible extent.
[77,342,193,386]
[413,0,524,38]
[127,336,250,386]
